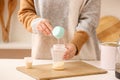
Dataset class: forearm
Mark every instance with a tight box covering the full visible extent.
[18,0,39,32]
[71,31,89,55]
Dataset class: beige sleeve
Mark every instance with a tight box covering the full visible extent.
[71,31,89,55]
[18,0,39,32]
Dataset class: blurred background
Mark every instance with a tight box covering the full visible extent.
[0,0,120,58]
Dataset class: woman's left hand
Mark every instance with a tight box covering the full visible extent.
[63,43,77,60]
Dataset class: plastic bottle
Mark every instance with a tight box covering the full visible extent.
[51,44,66,70]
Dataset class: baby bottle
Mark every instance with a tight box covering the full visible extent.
[51,26,66,70]
[51,44,66,70]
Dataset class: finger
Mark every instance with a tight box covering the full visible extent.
[41,22,52,34]
[37,25,43,34]
[45,28,51,35]
[64,55,70,60]
[37,22,45,31]
[43,23,52,35]
[44,21,53,31]
[41,23,51,35]
[42,30,48,36]
[63,49,75,60]
[64,53,74,60]
[37,24,49,35]
[40,22,47,31]
[65,44,73,51]
[64,49,70,57]
[63,50,72,60]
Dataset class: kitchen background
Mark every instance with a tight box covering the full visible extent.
[0,0,120,58]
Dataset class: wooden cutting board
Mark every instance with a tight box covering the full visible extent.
[96,16,120,42]
[16,61,107,80]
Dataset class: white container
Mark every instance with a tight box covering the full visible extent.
[24,57,33,69]
[51,44,66,70]
[100,42,118,70]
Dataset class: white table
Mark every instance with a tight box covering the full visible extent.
[0,59,119,80]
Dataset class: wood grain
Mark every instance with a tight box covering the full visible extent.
[96,16,120,42]
[17,61,107,80]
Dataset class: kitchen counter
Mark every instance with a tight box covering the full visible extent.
[0,59,119,80]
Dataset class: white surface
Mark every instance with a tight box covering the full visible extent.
[0,59,119,80]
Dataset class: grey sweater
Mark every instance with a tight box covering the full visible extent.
[31,0,101,60]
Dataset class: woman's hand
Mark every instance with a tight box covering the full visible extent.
[63,43,77,60]
[37,19,53,36]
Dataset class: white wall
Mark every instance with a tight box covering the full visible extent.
[0,0,120,43]
[101,0,120,19]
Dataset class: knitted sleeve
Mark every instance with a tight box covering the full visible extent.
[18,0,39,32]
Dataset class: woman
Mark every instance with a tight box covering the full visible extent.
[18,0,100,60]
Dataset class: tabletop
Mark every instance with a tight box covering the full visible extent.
[0,59,119,80]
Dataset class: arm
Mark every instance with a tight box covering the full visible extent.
[71,0,100,55]
[64,0,100,60]
[18,0,52,35]
[18,0,39,32]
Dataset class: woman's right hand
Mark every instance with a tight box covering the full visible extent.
[37,19,53,36]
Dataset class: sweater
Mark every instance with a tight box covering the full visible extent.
[18,0,100,60]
